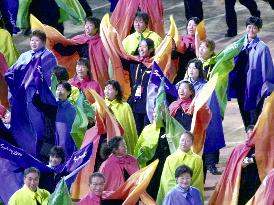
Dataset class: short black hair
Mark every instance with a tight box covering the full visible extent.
[76,58,92,79]
[52,65,69,82]
[57,82,72,98]
[85,16,101,31]
[140,38,155,57]
[175,164,193,178]
[49,146,66,163]
[246,16,263,29]
[108,136,124,154]
[30,29,47,42]
[177,80,195,100]
[105,80,123,102]
[134,11,150,25]
[24,167,40,178]
[187,58,204,80]
[186,17,201,32]
[89,172,105,184]
[182,130,194,142]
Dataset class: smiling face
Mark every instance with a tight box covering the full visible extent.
[187,20,197,36]
[56,84,70,101]
[178,83,192,100]
[84,21,98,36]
[49,155,63,167]
[246,24,259,40]
[138,40,152,58]
[179,133,193,152]
[30,36,45,51]
[176,172,192,189]
[134,17,147,34]
[76,64,89,80]
[104,84,118,101]
[199,42,214,60]
[89,176,105,196]
[187,62,200,81]
[24,172,40,192]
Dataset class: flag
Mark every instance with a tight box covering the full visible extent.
[196,20,207,41]
[48,178,73,205]
[209,35,245,117]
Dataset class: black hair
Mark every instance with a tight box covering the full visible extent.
[76,58,92,79]
[134,11,150,25]
[181,130,194,142]
[52,65,69,82]
[186,17,201,32]
[89,172,105,184]
[85,16,101,31]
[175,164,193,178]
[246,16,263,29]
[187,58,204,80]
[57,82,72,98]
[105,80,123,102]
[140,38,155,57]
[49,146,66,163]
[177,80,195,100]
[30,29,47,43]
[24,167,40,178]
[101,136,124,159]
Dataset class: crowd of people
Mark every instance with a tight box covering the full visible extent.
[1,0,274,205]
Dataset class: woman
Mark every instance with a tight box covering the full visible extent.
[99,136,139,191]
[104,80,138,155]
[169,80,195,131]
[172,17,200,84]
[178,58,225,178]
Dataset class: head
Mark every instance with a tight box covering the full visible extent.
[199,39,215,60]
[186,17,200,36]
[108,136,127,157]
[52,65,69,83]
[84,16,100,36]
[104,80,123,102]
[177,81,195,100]
[56,82,72,101]
[24,167,40,192]
[187,58,204,81]
[48,146,65,167]
[30,30,46,51]
[175,165,193,189]
[245,125,255,143]
[246,16,262,40]
[134,11,149,33]
[76,58,91,80]
[179,131,194,152]
[89,172,105,196]
[138,38,155,58]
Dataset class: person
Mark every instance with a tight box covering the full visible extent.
[99,136,139,192]
[225,0,260,37]
[178,58,225,176]
[172,17,200,84]
[122,11,162,56]
[53,17,109,88]
[183,0,203,21]
[8,167,50,205]
[163,165,203,205]
[78,172,105,205]
[209,125,261,205]
[104,80,138,155]
[227,16,274,130]
[39,146,67,193]
[69,58,104,99]
[156,131,204,205]
[169,80,195,131]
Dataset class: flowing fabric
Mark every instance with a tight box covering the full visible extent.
[0,53,9,108]
[0,29,19,67]
[110,0,164,40]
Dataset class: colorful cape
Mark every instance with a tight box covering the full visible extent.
[0,53,9,108]
[110,0,164,40]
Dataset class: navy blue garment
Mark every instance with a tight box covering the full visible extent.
[183,0,204,20]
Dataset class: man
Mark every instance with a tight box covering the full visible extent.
[8,167,50,205]
[78,172,105,205]
[225,0,260,37]
[122,11,162,56]
[156,131,204,205]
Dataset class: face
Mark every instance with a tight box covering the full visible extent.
[180,133,193,152]
[49,155,63,167]
[134,17,147,33]
[89,176,105,196]
[246,24,259,40]
[187,20,197,36]
[56,85,70,101]
[85,21,98,36]
[199,42,213,60]
[76,64,89,79]
[114,139,127,156]
[30,36,45,51]
[178,83,192,100]
[104,84,118,101]
[24,172,39,192]
[138,40,152,58]
[176,173,192,189]
[187,62,200,81]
